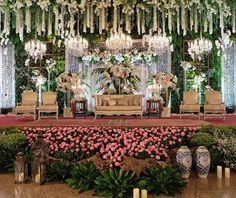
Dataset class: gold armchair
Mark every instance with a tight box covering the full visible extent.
[180,91,200,119]
[38,92,58,119]
[15,90,37,120]
[204,90,225,120]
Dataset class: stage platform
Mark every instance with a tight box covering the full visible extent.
[0,114,235,127]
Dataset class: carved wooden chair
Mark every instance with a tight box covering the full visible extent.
[15,90,37,120]
[38,92,58,119]
[180,91,200,119]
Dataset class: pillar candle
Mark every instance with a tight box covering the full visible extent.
[35,174,40,183]
[133,188,140,198]
[141,189,147,198]
[217,166,222,178]
[18,173,24,182]
[225,168,230,178]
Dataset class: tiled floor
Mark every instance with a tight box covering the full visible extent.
[0,173,235,198]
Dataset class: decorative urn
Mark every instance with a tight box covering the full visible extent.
[176,146,192,178]
[195,146,211,178]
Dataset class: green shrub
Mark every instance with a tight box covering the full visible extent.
[0,126,21,135]
[136,166,186,196]
[66,161,100,193]
[94,168,137,198]
[48,160,72,182]
[0,133,27,172]
[189,132,216,148]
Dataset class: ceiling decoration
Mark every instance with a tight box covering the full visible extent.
[0,0,235,45]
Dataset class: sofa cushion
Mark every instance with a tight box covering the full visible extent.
[15,105,35,113]
[117,98,129,106]
[180,104,200,111]
[96,106,142,111]
[205,91,222,105]
[108,99,116,106]
[39,105,58,111]
[204,104,225,111]
[183,91,198,105]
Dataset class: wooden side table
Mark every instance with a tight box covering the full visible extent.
[71,100,87,118]
[146,100,163,118]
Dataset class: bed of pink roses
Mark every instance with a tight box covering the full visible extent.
[21,126,198,167]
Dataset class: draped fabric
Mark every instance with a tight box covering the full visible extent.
[222,44,236,108]
[65,45,171,111]
[0,44,15,110]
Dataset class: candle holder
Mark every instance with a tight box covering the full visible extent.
[14,152,28,184]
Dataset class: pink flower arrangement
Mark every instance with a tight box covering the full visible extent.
[21,126,197,167]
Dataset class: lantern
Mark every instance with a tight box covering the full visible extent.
[31,136,49,185]
[32,157,47,184]
[14,152,28,184]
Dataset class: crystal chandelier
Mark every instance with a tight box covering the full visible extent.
[188,37,213,60]
[106,29,133,51]
[65,36,88,55]
[146,33,173,51]
[25,39,47,60]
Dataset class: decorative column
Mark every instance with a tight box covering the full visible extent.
[221,43,236,109]
[0,44,15,112]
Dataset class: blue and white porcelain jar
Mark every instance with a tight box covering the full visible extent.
[176,146,192,179]
[195,146,211,178]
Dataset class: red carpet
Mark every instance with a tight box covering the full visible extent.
[0,114,235,127]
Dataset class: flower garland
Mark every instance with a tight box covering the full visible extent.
[78,49,159,66]
[0,0,235,44]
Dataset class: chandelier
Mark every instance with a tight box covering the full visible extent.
[188,37,212,60]
[106,29,133,51]
[25,39,47,60]
[65,36,88,55]
[145,32,173,51]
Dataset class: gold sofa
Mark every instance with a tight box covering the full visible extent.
[94,95,143,119]
[38,92,59,119]
[15,90,37,120]
[179,91,200,119]
[204,90,226,120]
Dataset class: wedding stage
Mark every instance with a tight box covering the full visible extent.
[1,114,235,128]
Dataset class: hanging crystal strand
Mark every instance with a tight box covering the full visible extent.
[77,10,80,35]
[219,12,224,36]
[90,5,94,33]
[48,9,52,36]
[3,8,10,35]
[162,12,165,34]
[15,10,20,34]
[141,10,146,34]
[54,6,59,36]
[181,5,186,35]
[232,10,235,33]
[86,4,90,28]
[168,9,172,33]
[125,14,131,33]
[204,11,208,32]
[83,9,87,33]
[136,7,141,35]
[113,5,117,32]
[98,9,102,34]
[102,7,105,31]
[176,6,180,35]
[105,8,109,31]
[194,7,198,33]
[209,12,213,34]
[42,10,46,33]
[0,9,1,32]
[25,7,31,33]
[37,11,42,36]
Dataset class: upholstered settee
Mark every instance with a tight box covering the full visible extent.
[94,95,143,119]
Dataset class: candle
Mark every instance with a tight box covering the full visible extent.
[225,168,230,178]
[217,166,222,178]
[18,173,24,182]
[141,189,147,198]
[35,174,40,183]
[133,188,140,198]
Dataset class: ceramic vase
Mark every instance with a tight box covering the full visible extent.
[195,146,211,178]
[176,146,192,178]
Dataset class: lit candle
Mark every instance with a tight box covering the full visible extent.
[217,166,222,178]
[133,188,140,198]
[18,173,24,182]
[35,174,40,183]
[141,189,147,198]
[225,168,230,178]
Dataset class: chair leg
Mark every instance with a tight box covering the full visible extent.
[141,113,143,119]
[56,111,58,119]
[94,113,97,120]
[180,111,182,119]
[38,111,41,120]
